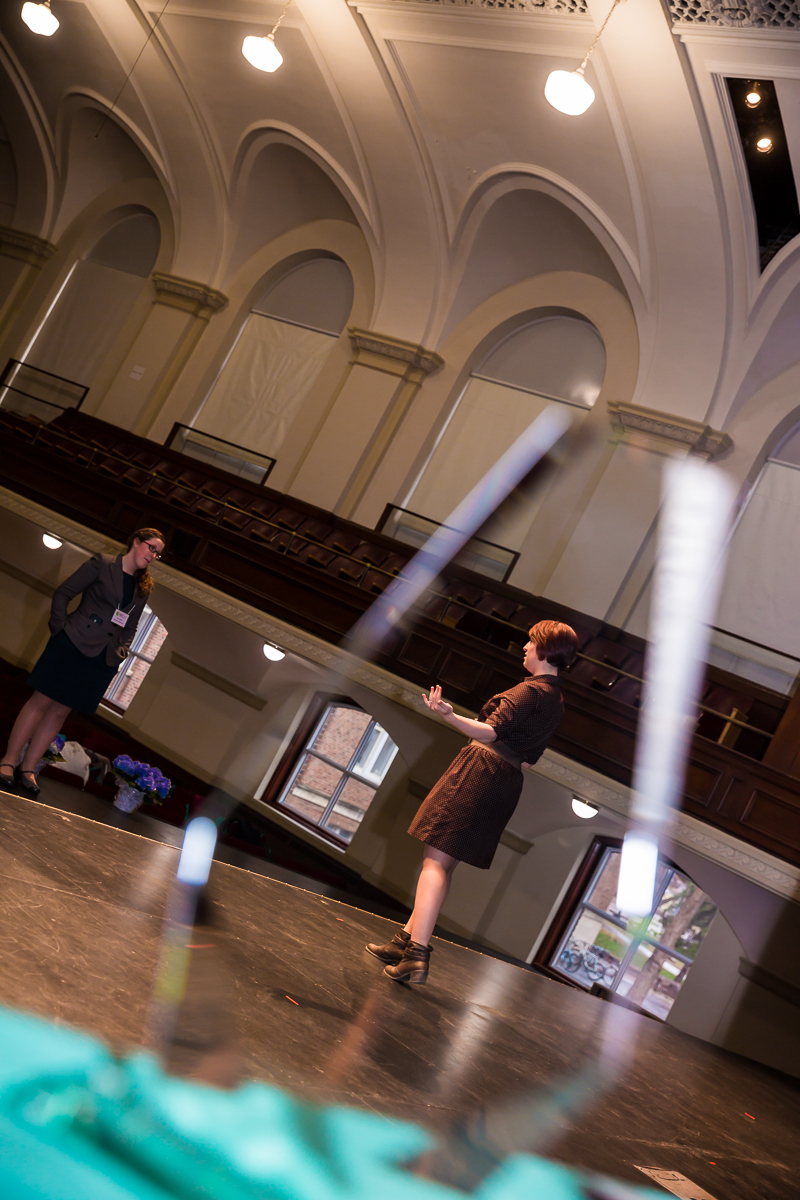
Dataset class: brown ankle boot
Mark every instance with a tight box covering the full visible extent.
[365,929,410,964]
[384,940,431,984]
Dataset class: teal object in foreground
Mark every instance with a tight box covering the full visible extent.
[0,1008,662,1200]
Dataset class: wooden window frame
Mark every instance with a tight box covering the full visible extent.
[262,693,391,848]
[533,836,621,983]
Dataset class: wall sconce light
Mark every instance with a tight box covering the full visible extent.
[755,134,774,153]
[243,0,291,73]
[21,1,59,35]
[263,643,285,661]
[572,797,599,819]
[544,0,622,116]
[42,533,62,550]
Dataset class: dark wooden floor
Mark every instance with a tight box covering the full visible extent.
[0,783,798,1199]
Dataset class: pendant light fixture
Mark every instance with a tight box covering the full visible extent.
[243,0,292,74]
[544,0,622,116]
[21,1,59,36]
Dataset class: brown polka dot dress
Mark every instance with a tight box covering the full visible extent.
[408,675,564,869]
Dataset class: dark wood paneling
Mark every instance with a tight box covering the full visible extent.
[4,413,800,868]
[740,789,800,852]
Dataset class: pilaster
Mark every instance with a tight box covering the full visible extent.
[335,329,443,518]
[91,273,229,437]
[0,226,58,343]
[608,400,733,460]
[290,326,443,517]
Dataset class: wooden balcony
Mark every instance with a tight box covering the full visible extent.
[2,405,800,868]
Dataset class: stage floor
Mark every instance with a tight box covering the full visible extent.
[0,784,797,1198]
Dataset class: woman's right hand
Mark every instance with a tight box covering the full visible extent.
[422,684,453,718]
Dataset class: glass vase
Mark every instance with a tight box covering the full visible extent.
[113,780,144,813]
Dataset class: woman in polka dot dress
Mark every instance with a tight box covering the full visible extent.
[366,620,578,984]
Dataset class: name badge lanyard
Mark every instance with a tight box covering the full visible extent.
[111,598,136,628]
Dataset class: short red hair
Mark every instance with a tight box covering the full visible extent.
[529,620,578,670]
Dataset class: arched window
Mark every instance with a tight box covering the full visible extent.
[194,257,353,464]
[537,838,717,1021]
[401,316,605,569]
[25,211,160,388]
[264,695,397,845]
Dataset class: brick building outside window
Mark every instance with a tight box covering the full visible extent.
[275,700,398,844]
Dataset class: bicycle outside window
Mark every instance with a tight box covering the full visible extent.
[535,838,717,1021]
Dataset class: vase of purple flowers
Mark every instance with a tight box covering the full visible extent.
[111,755,172,813]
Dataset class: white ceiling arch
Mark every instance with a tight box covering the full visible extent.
[0,37,57,234]
[449,165,645,318]
[230,122,377,250]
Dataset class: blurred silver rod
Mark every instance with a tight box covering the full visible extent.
[617,457,734,916]
[346,405,572,659]
[146,816,218,1051]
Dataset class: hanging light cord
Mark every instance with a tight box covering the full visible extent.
[94,0,171,139]
[578,0,622,74]
[269,0,293,39]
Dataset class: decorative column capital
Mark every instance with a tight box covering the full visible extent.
[348,327,444,382]
[0,225,57,268]
[151,272,229,319]
[608,400,732,460]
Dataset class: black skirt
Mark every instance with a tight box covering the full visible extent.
[28,630,120,714]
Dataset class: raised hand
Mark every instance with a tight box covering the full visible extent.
[422,684,453,718]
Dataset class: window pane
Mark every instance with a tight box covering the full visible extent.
[552,909,631,989]
[352,725,397,784]
[311,706,372,767]
[321,775,376,844]
[103,613,168,711]
[280,754,343,824]
[586,849,669,918]
[586,850,621,912]
[616,945,690,1019]
[645,874,716,962]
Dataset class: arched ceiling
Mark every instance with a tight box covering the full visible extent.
[1,0,799,429]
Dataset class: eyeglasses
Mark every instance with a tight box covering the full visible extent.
[144,542,163,560]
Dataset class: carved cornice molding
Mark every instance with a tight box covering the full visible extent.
[2,484,796,903]
[668,0,800,28]
[383,0,588,13]
[608,400,733,460]
[0,226,57,268]
[0,489,118,555]
[349,328,444,382]
[534,751,800,903]
[151,272,229,319]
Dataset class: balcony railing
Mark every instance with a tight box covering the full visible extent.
[3,401,800,867]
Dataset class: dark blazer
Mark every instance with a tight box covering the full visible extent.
[49,553,148,666]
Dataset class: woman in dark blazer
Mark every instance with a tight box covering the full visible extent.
[366,620,578,985]
[0,527,165,796]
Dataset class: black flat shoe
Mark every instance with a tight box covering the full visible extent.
[15,768,40,798]
[365,929,410,964]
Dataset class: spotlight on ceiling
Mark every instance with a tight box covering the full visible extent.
[242,0,291,74]
[745,87,762,108]
[756,134,774,153]
[544,0,620,117]
[242,34,283,73]
[42,533,62,550]
[572,797,599,819]
[263,643,285,662]
[21,1,59,35]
